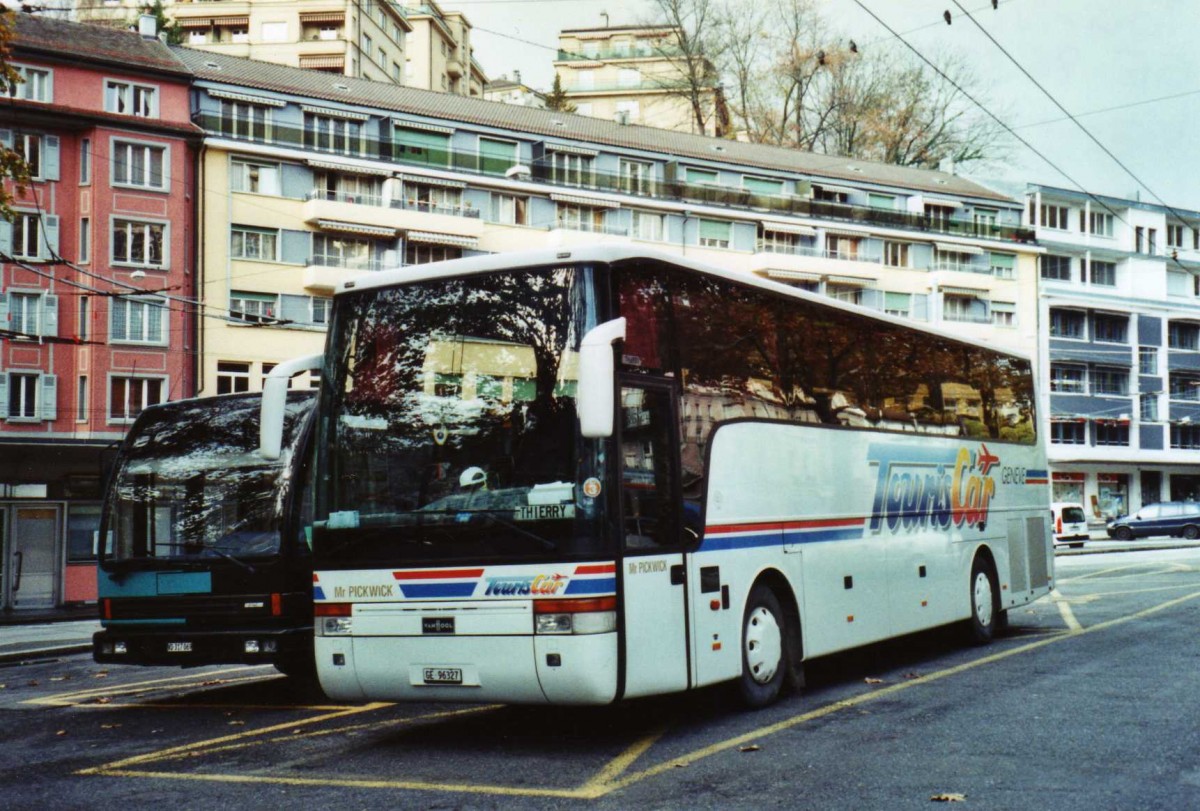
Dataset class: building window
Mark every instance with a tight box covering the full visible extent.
[361,34,373,57]
[9,291,40,335]
[1050,365,1086,393]
[80,138,90,184]
[1039,204,1069,229]
[77,375,88,422]
[759,229,806,255]
[216,361,251,395]
[312,234,382,271]
[262,21,288,42]
[112,219,166,268]
[924,203,954,228]
[549,151,593,187]
[230,226,279,261]
[303,112,363,155]
[6,372,40,420]
[620,159,653,194]
[78,295,89,341]
[1088,211,1114,237]
[884,241,910,267]
[933,248,974,273]
[1171,424,1200,449]
[110,297,167,344]
[826,234,859,260]
[9,64,52,102]
[230,159,280,194]
[405,243,461,265]
[556,203,607,234]
[1168,224,1185,249]
[1139,346,1159,374]
[630,210,664,242]
[1093,422,1129,446]
[942,294,986,323]
[1092,313,1128,344]
[1169,322,1200,351]
[79,217,90,263]
[109,376,164,422]
[220,100,273,142]
[230,291,277,323]
[15,133,41,179]
[1087,259,1116,286]
[1040,254,1071,281]
[1050,421,1086,445]
[1140,393,1159,422]
[310,297,330,325]
[487,193,528,225]
[826,284,862,306]
[991,303,1015,327]
[1091,368,1128,396]
[112,140,166,190]
[105,80,157,117]
[698,219,732,249]
[989,252,1016,279]
[884,292,911,318]
[1170,373,1200,401]
[11,212,41,259]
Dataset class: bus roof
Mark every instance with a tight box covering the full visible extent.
[335,244,1033,363]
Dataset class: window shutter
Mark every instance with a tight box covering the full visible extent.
[0,291,8,328]
[885,292,911,312]
[41,294,58,337]
[39,374,57,421]
[280,163,314,199]
[43,135,60,181]
[0,373,8,419]
[911,294,929,321]
[41,214,60,258]
[279,294,310,325]
[280,229,310,264]
[699,219,729,240]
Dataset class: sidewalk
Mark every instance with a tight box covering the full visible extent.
[0,619,97,664]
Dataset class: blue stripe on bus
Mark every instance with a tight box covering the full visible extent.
[1026,469,1048,478]
[313,586,326,601]
[399,583,478,598]
[564,578,616,595]
[700,526,863,552]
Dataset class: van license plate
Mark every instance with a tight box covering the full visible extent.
[423,667,463,685]
[166,642,192,653]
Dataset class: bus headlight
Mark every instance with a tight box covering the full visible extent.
[534,597,617,635]
[315,603,353,636]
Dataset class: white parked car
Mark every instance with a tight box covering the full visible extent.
[1052,502,1089,548]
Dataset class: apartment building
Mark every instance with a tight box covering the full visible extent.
[401,0,486,96]
[555,23,729,136]
[1031,184,1200,522]
[484,72,545,109]
[75,0,414,85]
[0,15,198,611]
[177,46,1037,409]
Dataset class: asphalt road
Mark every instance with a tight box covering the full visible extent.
[4,547,1200,810]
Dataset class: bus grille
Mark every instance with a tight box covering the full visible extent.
[109,595,272,622]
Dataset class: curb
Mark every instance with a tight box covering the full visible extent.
[0,643,93,665]
[1056,540,1200,557]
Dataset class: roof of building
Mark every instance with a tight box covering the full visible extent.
[12,13,191,77]
[173,47,1013,204]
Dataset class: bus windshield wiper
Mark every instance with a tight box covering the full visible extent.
[471,510,557,550]
[150,541,257,573]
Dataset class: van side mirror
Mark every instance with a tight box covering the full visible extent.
[260,353,323,459]
[577,317,626,438]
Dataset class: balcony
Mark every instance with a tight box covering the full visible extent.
[194,112,1036,245]
[391,198,480,219]
[564,78,711,95]
[303,254,388,293]
[556,46,683,63]
[301,190,483,239]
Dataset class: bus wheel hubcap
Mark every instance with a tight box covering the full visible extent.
[745,606,782,684]
[973,572,994,627]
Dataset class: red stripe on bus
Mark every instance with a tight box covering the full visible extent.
[393,568,485,581]
[706,517,864,535]
[574,563,616,575]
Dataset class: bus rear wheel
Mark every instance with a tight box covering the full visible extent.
[737,585,788,708]
[966,556,1000,644]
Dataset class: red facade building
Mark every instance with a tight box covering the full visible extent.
[0,15,199,611]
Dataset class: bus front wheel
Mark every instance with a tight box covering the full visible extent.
[967,556,1000,644]
[737,585,788,708]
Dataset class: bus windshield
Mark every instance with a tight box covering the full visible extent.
[316,264,608,565]
[104,393,314,565]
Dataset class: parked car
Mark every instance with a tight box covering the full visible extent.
[1106,501,1200,541]
[1052,502,1089,548]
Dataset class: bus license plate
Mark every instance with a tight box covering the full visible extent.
[423,667,463,685]
[166,641,192,653]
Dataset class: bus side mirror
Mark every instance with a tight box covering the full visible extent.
[577,317,626,439]
[260,353,324,460]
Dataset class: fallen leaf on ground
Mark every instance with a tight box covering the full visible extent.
[201,680,225,687]
[904,672,922,680]
[101,724,121,730]
[55,730,67,737]
[26,680,39,687]
[50,676,68,682]
[93,672,108,679]
[91,697,112,705]
[739,744,761,752]
[931,792,967,802]
[228,720,246,726]
[865,677,884,684]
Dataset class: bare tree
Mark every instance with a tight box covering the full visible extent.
[0,11,31,221]
[642,0,728,136]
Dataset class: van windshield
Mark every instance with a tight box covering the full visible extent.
[1062,507,1086,523]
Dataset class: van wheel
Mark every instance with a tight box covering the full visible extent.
[737,585,787,708]
[966,556,1000,644]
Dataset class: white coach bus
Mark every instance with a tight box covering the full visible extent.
[266,246,1052,707]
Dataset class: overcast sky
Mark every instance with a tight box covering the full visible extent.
[460,0,1200,211]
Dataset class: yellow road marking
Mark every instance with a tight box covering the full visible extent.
[77,590,1200,800]
[1049,589,1083,632]
[27,667,265,707]
[1056,563,1148,584]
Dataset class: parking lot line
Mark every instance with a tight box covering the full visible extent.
[26,668,268,707]
[76,589,1200,800]
[1049,589,1083,632]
